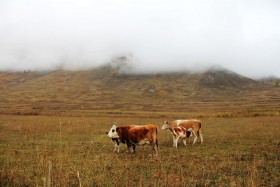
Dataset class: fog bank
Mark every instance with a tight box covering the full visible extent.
[0,0,280,78]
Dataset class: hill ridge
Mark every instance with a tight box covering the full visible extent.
[0,67,279,115]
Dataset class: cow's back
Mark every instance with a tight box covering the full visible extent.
[176,120,201,131]
[128,124,157,144]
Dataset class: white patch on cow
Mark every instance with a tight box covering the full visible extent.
[138,138,150,145]
[107,125,119,138]
[176,120,190,126]
[178,131,185,138]
[175,120,182,126]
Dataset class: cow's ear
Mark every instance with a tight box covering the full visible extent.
[116,127,120,133]
[105,132,108,135]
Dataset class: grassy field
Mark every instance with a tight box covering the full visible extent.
[0,114,279,186]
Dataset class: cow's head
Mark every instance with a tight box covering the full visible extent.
[107,124,119,138]
[161,121,170,130]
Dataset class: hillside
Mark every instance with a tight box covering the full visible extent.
[0,66,279,116]
[259,76,280,87]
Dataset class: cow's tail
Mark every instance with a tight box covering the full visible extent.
[155,127,158,147]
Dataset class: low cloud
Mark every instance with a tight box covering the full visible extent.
[0,0,280,78]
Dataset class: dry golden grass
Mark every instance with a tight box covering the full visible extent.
[0,114,279,186]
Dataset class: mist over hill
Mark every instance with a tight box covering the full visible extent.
[1,0,280,78]
[0,65,279,116]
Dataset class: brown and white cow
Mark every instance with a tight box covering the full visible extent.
[162,119,203,146]
[107,123,158,156]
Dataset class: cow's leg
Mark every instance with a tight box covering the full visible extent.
[117,145,120,153]
[193,136,197,144]
[132,144,136,154]
[174,136,179,148]
[199,129,204,143]
[150,141,158,156]
[154,139,158,156]
[192,132,198,144]
[182,137,187,146]
[187,128,193,144]
[114,143,120,153]
[154,145,158,156]
[126,143,132,153]
[113,140,120,153]
[173,136,176,147]
[149,137,158,156]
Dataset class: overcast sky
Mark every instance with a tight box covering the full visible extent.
[0,0,280,78]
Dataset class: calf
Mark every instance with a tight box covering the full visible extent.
[162,125,193,148]
[162,119,203,145]
[107,123,158,156]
